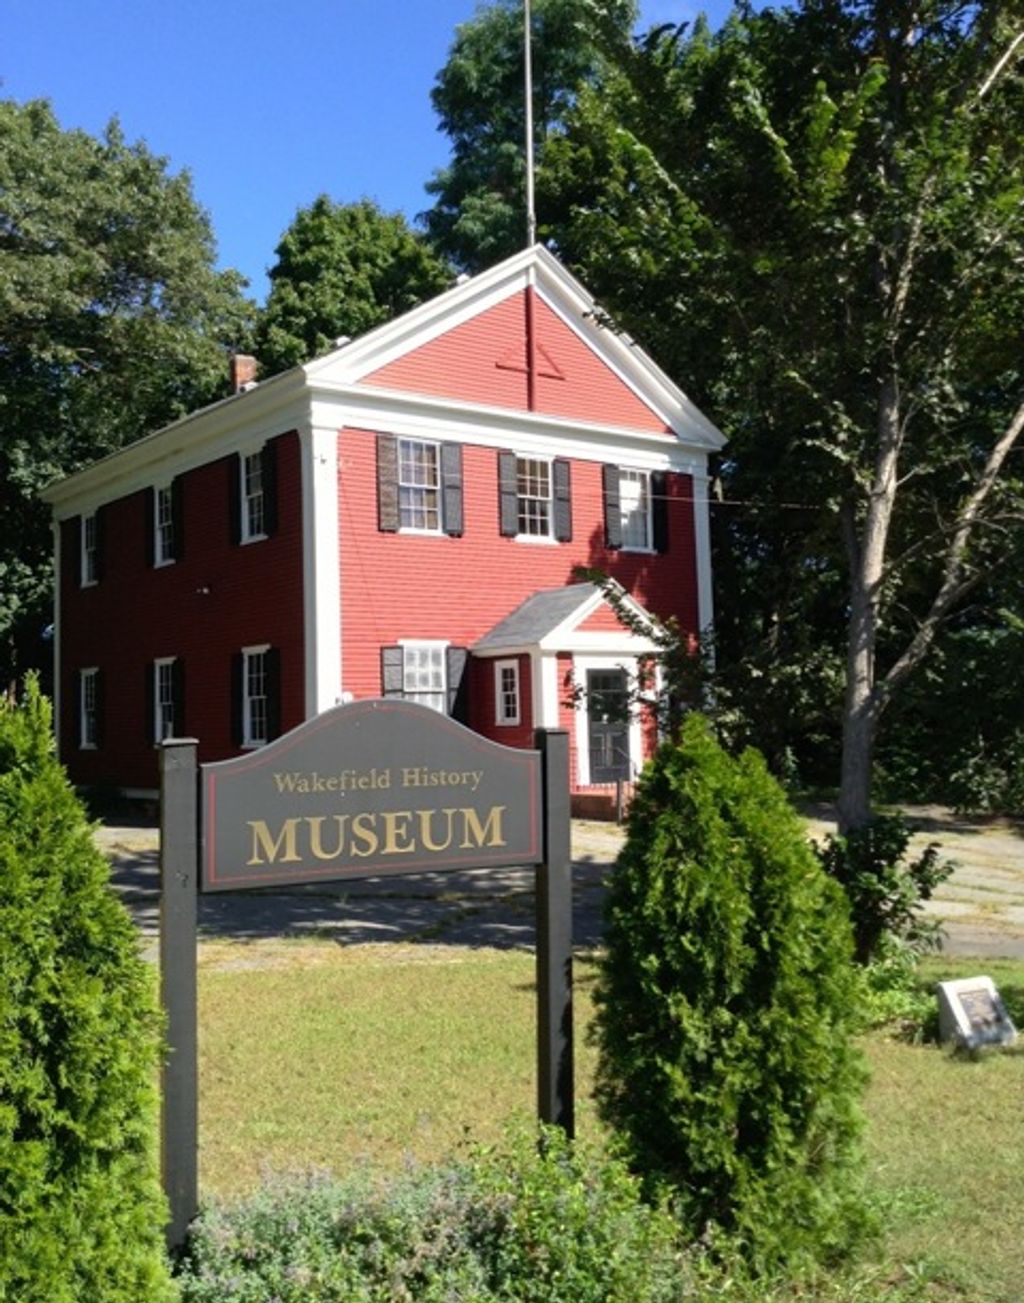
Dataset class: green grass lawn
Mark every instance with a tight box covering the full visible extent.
[197,941,1024,1299]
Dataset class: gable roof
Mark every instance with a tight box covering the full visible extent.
[304,245,725,452]
[42,244,724,515]
[473,581,661,656]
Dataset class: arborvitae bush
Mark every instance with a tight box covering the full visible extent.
[594,715,870,1270]
[0,680,173,1301]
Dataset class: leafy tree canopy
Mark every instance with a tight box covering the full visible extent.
[256,197,453,375]
[422,0,637,271]
[0,99,254,681]
[541,1,1024,825]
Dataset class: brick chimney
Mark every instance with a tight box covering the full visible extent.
[229,353,258,393]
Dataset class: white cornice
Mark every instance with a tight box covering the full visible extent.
[41,245,725,518]
[42,371,309,517]
[310,383,709,474]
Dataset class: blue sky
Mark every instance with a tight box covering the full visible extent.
[5,1,737,302]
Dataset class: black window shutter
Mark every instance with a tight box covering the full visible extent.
[262,440,279,538]
[173,657,186,736]
[446,647,469,720]
[603,464,622,549]
[265,647,282,739]
[68,518,81,587]
[145,663,155,745]
[441,442,464,537]
[93,669,105,750]
[498,451,518,537]
[381,646,404,696]
[93,507,106,581]
[377,433,400,532]
[553,458,572,542]
[172,476,185,562]
[229,455,242,545]
[651,471,669,554]
[231,652,244,745]
[145,490,155,568]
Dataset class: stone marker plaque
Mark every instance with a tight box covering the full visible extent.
[201,699,541,892]
[936,975,1018,1049]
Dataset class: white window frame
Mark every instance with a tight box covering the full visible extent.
[241,450,267,543]
[154,484,175,566]
[399,640,448,714]
[516,455,554,541]
[619,468,653,552]
[242,644,271,748]
[398,437,442,533]
[80,513,98,586]
[154,657,177,743]
[494,659,521,726]
[79,667,98,749]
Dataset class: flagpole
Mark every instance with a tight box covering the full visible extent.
[524,0,537,246]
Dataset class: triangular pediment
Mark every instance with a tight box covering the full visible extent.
[472,582,660,656]
[303,246,725,453]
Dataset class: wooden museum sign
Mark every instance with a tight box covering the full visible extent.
[158,700,573,1251]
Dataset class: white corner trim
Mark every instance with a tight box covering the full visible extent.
[301,426,342,717]
[692,470,715,645]
[52,521,61,760]
[534,652,561,730]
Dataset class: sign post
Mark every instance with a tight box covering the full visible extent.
[158,739,198,1254]
[159,701,573,1250]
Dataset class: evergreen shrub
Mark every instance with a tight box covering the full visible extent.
[177,1128,689,1302]
[593,715,870,1270]
[0,679,173,1302]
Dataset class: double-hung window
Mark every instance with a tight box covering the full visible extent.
[494,659,521,726]
[81,513,98,586]
[242,451,266,541]
[401,642,447,713]
[498,451,571,542]
[516,457,552,537]
[153,658,177,742]
[79,667,99,748]
[242,645,270,746]
[620,469,652,550]
[398,438,441,531]
[154,486,175,565]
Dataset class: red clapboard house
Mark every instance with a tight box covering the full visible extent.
[42,245,724,814]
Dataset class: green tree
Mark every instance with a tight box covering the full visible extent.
[256,197,453,375]
[0,679,173,1300]
[423,0,636,271]
[594,715,867,1268]
[541,2,1024,829]
[0,99,254,683]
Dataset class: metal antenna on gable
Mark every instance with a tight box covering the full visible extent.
[524,0,537,246]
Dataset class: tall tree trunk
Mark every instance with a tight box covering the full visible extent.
[837,371,902,833]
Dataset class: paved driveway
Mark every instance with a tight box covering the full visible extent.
[98,808,1024,959]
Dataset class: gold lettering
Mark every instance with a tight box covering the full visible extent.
[350,812,379,857]
[417,807,456,853]
[381,810,416,854]
[247,818,302,865]
[459,805,507,849]
[307,815,347,860]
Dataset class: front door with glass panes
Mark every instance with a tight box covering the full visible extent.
[586,669,630,783]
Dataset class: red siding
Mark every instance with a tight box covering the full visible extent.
[364,290,673,435]
[470,652,534,750]
[576,602,625,634]
[338,428,699,793]
[59,432,305,789]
